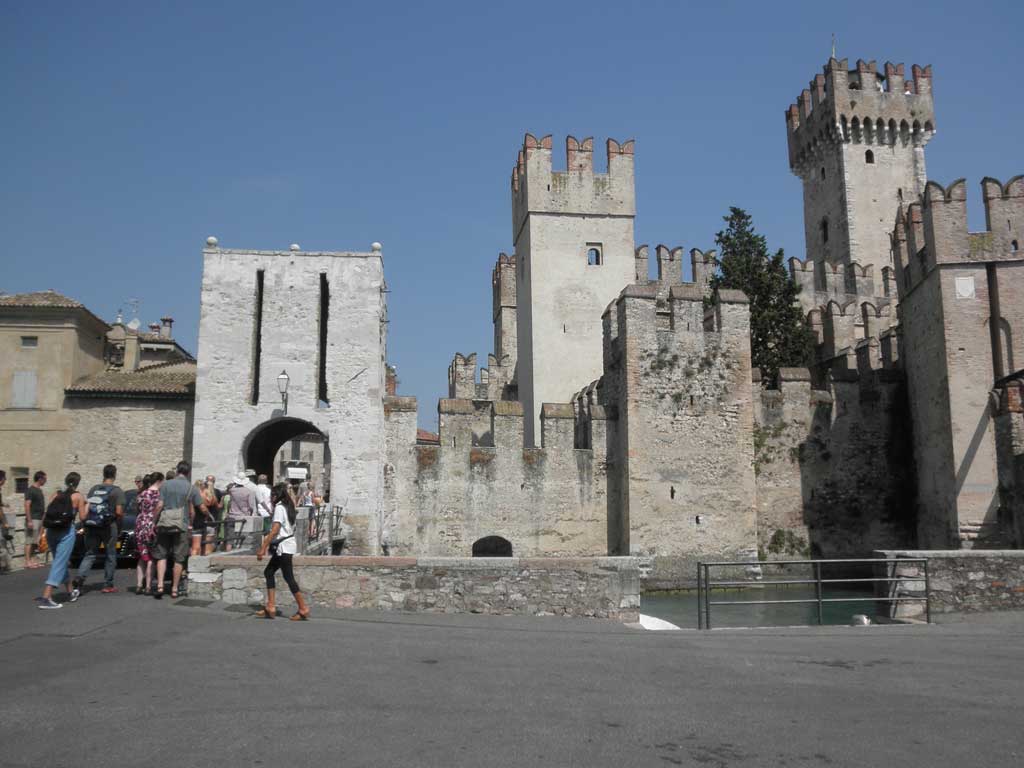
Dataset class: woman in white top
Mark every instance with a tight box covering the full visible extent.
[255,482,311,621]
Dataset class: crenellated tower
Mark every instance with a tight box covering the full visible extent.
[511,134,637,445]
[787,58,936,278]
[893,177,1024,548]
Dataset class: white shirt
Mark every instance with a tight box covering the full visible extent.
[272,503,297,555]
[255,483,272,517]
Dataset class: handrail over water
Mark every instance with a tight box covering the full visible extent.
[696,557,929,629]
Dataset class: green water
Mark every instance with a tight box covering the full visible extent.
[642,584,883,629]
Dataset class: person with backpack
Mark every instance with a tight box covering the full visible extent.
[153,460,206,599]
[72,464,126,595]
[37,472,86,609]
[254,482,311,621]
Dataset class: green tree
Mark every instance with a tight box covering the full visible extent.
[710,207,814,382]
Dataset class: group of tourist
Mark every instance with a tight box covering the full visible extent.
[21,460,313,621]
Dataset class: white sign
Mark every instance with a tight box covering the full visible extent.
[955,276,975,299]
[286,467,308,480]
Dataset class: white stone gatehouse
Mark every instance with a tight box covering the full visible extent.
[191,241,388,554]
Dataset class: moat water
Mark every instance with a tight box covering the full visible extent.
[641,584,880,629]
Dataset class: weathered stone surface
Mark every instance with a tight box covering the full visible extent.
[191,246,387,554]
[192,554,640,623]
[876,550,1024,618]
[752,373,916,560]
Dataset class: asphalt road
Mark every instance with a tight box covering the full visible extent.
[1,567,1022,768]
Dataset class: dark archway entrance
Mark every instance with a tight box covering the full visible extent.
[471,536,513,557]
[242,417,327,485]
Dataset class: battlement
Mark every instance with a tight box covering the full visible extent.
[491,251,516,320]
[788,256,889,317]
[385,394,607,460]
[786,57,936,176]
[511,133,636,242]
[603,280,751,369]
[893,176,1024,296]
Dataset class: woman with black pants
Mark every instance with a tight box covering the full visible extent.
[255,482,311,621]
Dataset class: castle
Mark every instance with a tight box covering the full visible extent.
[3,55,1021,584]
[405,56,1023,583]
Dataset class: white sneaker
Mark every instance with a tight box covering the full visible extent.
[38,598,63,610]
[70,588,80,602]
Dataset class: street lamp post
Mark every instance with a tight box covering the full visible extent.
[277,370,290,415]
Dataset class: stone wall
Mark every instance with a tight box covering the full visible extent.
[600,282,758,586]
[877,549,1024,619]
[994,380,1024,547]
[753,368,917,560]
[382,397,608,558]
[894,179,1024,547]
[513,135,637,445]
[191,245,387,554]
[63,397,194,483]
[188,554,641,622]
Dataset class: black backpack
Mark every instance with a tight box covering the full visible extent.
[84,485,118,528]
[43,492,75,529]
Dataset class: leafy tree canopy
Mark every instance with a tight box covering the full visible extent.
[710,207,814,382]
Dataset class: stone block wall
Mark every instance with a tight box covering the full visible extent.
[63,398,194,483]
[382,397,608,558]
[188,554,641,622]
[894,178,1024,548]
[994,380,1024,547]
[877,549,1024,619]
[753,368,917,560]
[191,245,387,553]
[600,283,758,585]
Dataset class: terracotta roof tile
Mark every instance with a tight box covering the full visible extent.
[416,429,440,445]
[0,290,108,327]
[0,290,85,308]
[66,360,196,398]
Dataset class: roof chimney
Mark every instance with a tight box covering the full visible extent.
[160,316,174,339]
[123,330,141,372]
[148,322,161,335]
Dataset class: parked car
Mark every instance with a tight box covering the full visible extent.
[70,514,138,567]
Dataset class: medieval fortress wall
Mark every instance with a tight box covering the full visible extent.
[187,54,1024,584]
[382,396,608,558]
[192,245,388,551]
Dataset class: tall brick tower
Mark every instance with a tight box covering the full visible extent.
[787,58,935,279]
[511,134,636,445]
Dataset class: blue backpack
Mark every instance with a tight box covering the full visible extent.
[84,485,119,528]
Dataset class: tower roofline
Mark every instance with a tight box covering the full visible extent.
[786,57,935,176]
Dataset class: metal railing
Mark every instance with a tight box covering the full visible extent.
[696,558,930,629]
[329,505,348,544]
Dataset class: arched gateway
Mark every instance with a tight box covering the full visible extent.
[190,241,388,554]
[241,417,328,486]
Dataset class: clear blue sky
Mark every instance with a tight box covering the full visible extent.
[3,1,1021,427]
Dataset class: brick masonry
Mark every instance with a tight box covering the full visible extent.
[188,554,642,622]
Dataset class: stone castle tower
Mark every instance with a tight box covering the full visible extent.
[786,58,935,279]
[511,135,637,445]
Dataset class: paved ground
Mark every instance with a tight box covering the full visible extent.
[2,567,1023,768]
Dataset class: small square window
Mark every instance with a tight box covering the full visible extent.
[21,336,38,348]
[11,467,29,495]
[586,244,603,266]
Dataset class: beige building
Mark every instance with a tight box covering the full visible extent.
[0,290,194,572]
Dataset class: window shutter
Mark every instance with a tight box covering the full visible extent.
[12,371,37,408]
